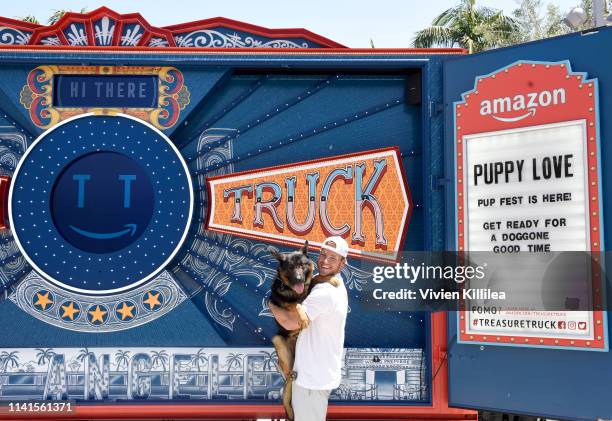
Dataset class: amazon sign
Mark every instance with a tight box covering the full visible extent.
[206,148,412,262]
[455,61,606,350]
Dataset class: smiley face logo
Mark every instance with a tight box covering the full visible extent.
[51,151,154,253]
[10,113,193,295]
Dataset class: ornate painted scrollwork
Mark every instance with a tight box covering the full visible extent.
[20,65,190,130]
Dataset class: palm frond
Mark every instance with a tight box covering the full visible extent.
[20,15,39,24]
[47,8,86,25]
[48,10,67,25]
[432,7,459,26]
[489,12,521,31]
[412,26,456,48]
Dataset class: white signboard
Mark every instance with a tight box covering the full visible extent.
[463,121,593,342]
[454,61,606,350]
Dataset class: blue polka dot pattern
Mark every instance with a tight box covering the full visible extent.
[10,114,193,295]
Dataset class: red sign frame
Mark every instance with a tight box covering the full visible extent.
[454,60,606,350]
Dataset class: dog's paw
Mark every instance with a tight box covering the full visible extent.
[296,304,310,329]
[329,277,342,287]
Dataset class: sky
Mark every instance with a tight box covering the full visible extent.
[3,0,581,47]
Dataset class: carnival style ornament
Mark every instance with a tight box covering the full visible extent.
[206,147,412,262]
[0,7,340,49]
[20,65,190,130]
[7,114,193,330]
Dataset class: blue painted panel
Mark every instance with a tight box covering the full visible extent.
[178,72,427,349]
[0,52,443,404]
[175,75,260,143]
[444,27,612,419]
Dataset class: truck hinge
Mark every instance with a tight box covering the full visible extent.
[431,175,451,190]
[429,100,444,118]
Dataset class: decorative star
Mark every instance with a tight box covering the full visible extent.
[61,302,80,320]
[34,291,53,311]
[88,305,108,324]
[116,302,136,320]
[143,291,161,310]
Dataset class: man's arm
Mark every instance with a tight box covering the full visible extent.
[268,301,300,331]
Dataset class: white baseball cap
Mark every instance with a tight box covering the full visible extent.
[321,236,349,258]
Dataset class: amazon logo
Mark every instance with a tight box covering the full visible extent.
[51,151,154,254]
[479,88,566,122]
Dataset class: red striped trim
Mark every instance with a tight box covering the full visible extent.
[0,44,466,54]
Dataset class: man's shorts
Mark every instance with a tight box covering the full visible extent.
[292,382,332,421]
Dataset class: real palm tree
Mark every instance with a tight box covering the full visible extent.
[48,8,87,25]
[35,348,56,366]
[20,15,40,24]
[413,0,520,53]
[150,350,169,371]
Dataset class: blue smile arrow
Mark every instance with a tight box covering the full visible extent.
[69,223,138,240]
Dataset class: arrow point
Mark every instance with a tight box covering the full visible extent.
[125,224,138,236]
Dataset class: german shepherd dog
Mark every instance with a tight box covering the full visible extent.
[269,241,340,421]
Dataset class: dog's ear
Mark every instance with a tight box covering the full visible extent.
[268,247,285,262]
[301,240,309,256]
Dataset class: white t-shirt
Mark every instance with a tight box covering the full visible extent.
[293,276,348,390]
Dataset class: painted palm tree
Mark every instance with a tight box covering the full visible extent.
[114,350,131,371]
[35,348,56,366]
[150,350,169,371]
[260,350,278,371]
[0,351,20,374]
[189,349,208,371]
[225,353,243,370]
[76,347,94,363]
[413,0,520,53]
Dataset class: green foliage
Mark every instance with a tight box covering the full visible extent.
[20,15,40,24]
[19,8,89,26]
[414,0,612,52]
[507,0,571,44]
[412,0,521,53]
[48,8,87,25]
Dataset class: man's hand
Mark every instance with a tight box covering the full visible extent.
[296,304,310,330]
[268,301,300,331]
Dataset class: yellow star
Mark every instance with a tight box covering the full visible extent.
[88,305,108,324]
[61,302,80,320]
[34,292,53,311]
[116,302,135,320]
[143,292,161,310]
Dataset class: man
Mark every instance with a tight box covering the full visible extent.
[269,236,349,421]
